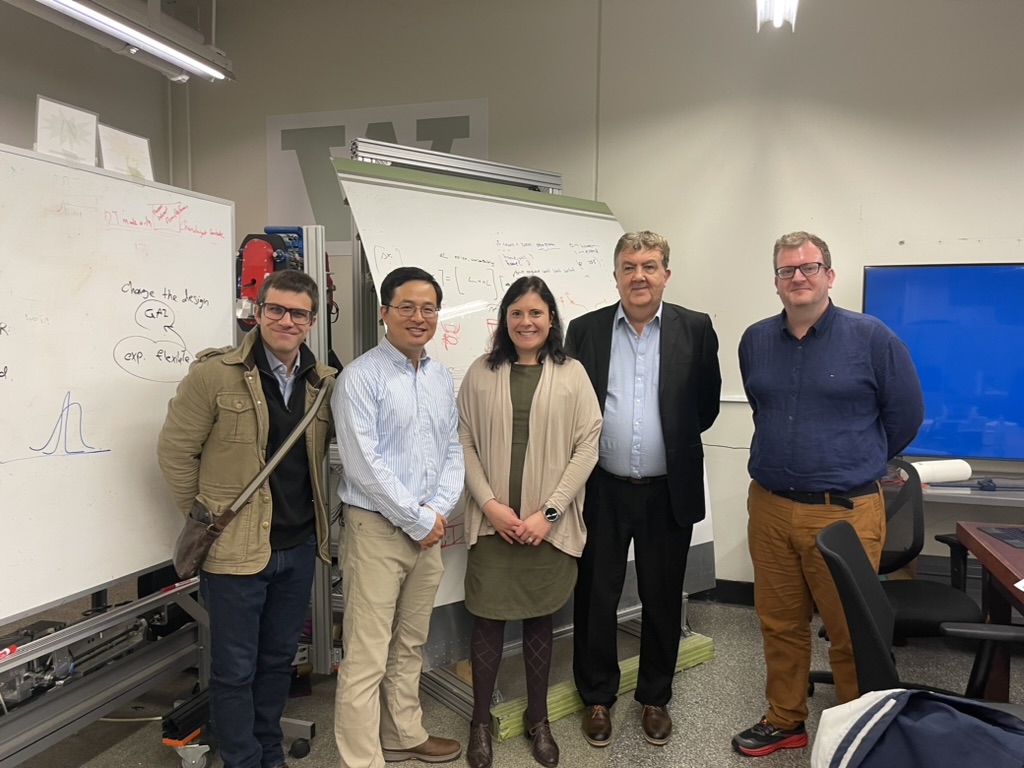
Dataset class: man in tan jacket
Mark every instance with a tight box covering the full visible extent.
[157,270,336,768]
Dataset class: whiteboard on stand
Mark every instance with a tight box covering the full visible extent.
[0,144,234,624]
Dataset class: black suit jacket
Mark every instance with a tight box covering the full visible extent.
[565,302,722,526]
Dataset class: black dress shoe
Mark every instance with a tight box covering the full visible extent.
[641,704,672,745]
[466,722,492,768]
[581,704,612,747]
[524,714,559,767]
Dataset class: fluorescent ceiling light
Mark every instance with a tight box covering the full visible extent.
[33,0,230,81]
[756,0,799,32]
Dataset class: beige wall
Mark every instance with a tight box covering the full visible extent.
[4,0,1024,582]
[184,0,602,234]
[0,4,172,180]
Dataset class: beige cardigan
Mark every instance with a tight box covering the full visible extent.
[457,354,602,557]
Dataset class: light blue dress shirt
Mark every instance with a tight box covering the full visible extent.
[599,303,667,478]
[333,336,464,541]
[263,343,295,402]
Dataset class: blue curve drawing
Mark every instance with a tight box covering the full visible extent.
[29,391,110,458]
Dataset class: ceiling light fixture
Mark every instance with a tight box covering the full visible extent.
[30,0,231,81]
[756,0,799,32]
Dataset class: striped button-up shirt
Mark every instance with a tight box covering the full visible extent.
[333,336,464,541]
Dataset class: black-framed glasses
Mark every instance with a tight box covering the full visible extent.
[259,302,314,325]
[775,262,827,279]
[386,303,438,319]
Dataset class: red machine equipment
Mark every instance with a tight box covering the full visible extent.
[235,226,340,366]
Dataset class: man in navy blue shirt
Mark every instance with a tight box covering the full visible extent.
[732,231,923,758]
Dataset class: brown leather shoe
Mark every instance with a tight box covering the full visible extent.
[581,704,612,747]
[641,704,672,745]
[466,722,493,768]
[523,714,559,767]
[382,734,462,763]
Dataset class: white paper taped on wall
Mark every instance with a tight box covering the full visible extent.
[909,459,973,485]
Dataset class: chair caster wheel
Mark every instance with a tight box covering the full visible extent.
[290,738,311,759]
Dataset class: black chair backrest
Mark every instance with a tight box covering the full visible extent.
[879,458,925,575]
[816,520,902,694]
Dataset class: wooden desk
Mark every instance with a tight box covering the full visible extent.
[956,521,1024,701]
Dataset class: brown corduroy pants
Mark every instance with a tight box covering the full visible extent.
[747,480,885,729]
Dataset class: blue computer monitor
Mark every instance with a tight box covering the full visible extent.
[863,263,1024,461]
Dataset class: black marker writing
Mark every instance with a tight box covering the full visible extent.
[143,305,171,320]
[156,348,192,364]
[183,288,209,309]
[122,280,155,299]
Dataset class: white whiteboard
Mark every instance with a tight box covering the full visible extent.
[339,169,624,390]
[0,144,234,623]
[338,163,714,605]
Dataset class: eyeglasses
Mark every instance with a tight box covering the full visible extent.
[259,302,314,325]
[775,262,827,279]
[386,303,438,319]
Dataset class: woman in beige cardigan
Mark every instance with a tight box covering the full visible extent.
[458,276,602,768]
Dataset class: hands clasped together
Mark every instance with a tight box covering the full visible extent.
[419,505,449,550]
[480,499,552,547]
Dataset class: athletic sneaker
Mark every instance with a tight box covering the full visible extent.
[731,718,808,756]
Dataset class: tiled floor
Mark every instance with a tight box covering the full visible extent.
[12,598,1024,768]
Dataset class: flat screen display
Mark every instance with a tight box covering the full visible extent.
[863,263,1024,461]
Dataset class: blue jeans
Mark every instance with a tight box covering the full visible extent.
[200,536,317,768]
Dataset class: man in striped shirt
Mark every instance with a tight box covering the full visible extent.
[332,266,465,768]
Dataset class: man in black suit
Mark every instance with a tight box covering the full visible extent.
[566,230,721,748]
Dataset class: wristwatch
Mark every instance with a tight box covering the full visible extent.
[544,507,561,523]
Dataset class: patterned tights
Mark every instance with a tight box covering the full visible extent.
[470,614,554,726]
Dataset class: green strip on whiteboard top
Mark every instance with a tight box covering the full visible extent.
[333,157,613,216]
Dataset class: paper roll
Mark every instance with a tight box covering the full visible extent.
[910,459,973,484]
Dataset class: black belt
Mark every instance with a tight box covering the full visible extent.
[768,481,880,510]
[599,467,667,486]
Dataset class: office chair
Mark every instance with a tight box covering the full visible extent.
[808,459,982,693]
[878,459,982,643]
[815,519,1024,701]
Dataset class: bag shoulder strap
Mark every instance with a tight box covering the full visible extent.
[217,382,331,528]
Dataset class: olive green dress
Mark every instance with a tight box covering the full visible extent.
[464,364,578,620]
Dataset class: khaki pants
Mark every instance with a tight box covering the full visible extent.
[747,481,885,730]
[334,505,444,768]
